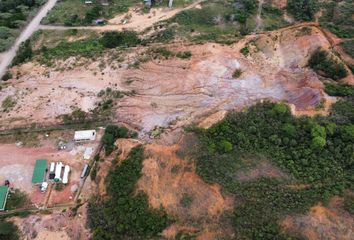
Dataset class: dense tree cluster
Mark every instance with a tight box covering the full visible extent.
[0,221,19,240]
[87,146,171,240]
[287,0,318,21]
[195,100,353,239]
[102,125,129,155]
[309,48,348,80]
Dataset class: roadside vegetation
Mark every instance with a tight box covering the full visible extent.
[0,0,46,52]
[87,146,171,240]
[192,100,353,239]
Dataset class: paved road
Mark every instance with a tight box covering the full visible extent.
[0,0,58,80]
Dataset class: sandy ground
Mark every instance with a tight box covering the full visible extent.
[138,143,233,239]
[0,26,334,135]
[282,198,354,240]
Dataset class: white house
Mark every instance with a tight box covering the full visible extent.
[74,130,96,142]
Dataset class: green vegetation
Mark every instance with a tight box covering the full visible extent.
[12,40,33,66]
[37,39,104,63]
[287,0,318,21]
[100,31,140,48]
[180,193,193,208]
[319,0,354,38]
[147,47,192,60]
[325,83,354,97]
[0,220,19,240]
[87,146,171,239]
[309,48,347,80]
[102,125,135,155]
[176,51,192,59]
[343,194,354,214]
[261,3,289,31]
[193,100,353,239]
[1,71,12,81]
[240,46,250,56]
[6,189,28,210]
[165,0,259,43]
[42,0,140,26]
[232,69,242,79]
[340,40,354,58]
[1,96,16,111]
[0,0,45,52]
[61,108,87,124]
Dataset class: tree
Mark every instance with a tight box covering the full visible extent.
[0,221,19,240]
[287,0,318,21]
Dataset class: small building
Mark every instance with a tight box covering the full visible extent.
[0,186,9,211]
[62,165,70,184]
[84,0,93,4]
[54,162,63,182]
[74,130,96,142]
[100,0,109,6]
[32,159,48,184]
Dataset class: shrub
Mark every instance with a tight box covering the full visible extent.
[1,71,12,81]
[12,40,32,66]
[1,96,16,111]
[176,51,192,59]
[232,69,243,78]
[240,46,250,56]
[180,193,193,208]
[309,48,347,80]
[100,31,140,48]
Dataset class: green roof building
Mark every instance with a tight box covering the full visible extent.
[32,159,47,184]
[0,186,9,211]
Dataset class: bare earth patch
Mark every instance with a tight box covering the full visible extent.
[282,201,354,240]
[138,144,233,239]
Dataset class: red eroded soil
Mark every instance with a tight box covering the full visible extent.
[138,143,233,239]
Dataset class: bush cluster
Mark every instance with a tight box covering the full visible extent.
[287,0,318,21]
[309,48,347,80]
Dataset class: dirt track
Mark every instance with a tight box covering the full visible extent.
[0,0,58,80]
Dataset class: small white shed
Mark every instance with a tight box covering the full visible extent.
[74,130,96,142]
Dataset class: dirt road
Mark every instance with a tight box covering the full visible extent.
[39,0,205,32]
[0,0,58,80]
